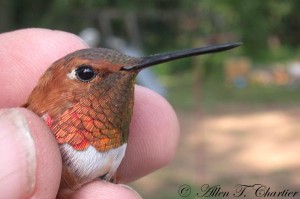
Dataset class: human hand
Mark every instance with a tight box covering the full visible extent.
[0,28,179,199]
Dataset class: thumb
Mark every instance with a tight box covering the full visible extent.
[0,108,62,199]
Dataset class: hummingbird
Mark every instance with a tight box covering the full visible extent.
[23,42,241,192]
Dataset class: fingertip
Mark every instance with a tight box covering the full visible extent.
[0,28,88,107]
[133,85,179,164]
[118,85,180,182]
[20,108,62,199]
[0,108,62,199]
[72,181,142,199]
[0,28,88,59]
[0,108,37,199]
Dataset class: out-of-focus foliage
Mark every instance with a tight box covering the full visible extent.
[1,0,300,76]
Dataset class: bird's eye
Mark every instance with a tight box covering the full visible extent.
[75,65,96,82]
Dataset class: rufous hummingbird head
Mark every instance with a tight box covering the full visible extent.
[23,42,241,191]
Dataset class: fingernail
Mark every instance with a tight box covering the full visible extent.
[119,184,143,199]
[0,108,36,199]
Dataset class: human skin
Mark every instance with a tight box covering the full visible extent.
[0,28,179,199]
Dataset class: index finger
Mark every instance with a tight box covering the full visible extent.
[0,28,88,107]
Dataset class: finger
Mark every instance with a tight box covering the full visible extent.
[0,108,61,199]
[0,28,88,107]
[71,181,142,199]
[118,85,180,183]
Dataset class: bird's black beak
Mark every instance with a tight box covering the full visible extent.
[122,42,242,72]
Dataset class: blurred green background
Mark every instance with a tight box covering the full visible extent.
[2,0,300,198]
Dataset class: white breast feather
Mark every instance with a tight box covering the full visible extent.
[60,143,127,182]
